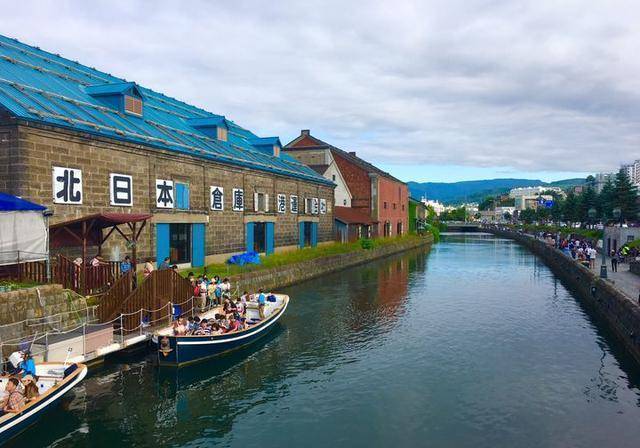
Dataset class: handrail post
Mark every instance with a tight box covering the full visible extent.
[44,333,48,362]
[120,314,124,345]
[191,296,194,317]
[168,301,172,326]
[139,308,143,336]
[82,323,86,358]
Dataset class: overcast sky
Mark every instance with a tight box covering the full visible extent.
[3,0,638,182]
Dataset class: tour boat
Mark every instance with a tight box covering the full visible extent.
[153,294,289,367]
[0,362,88,444]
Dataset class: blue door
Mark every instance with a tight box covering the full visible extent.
[246,222,255,252]
[191,223,205,267]
[311,222,318,247]
[299,222,305,248]
[156,223,170,266]
[266,222,275,255]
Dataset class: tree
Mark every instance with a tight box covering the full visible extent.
[478,196,495,211]
[585,175,596,188]
[519,208,536,224]
[613,169,638,221]
[536,206,551,222]
[578,186,598,224]
[563,191,580,223]
[598,179,615,220]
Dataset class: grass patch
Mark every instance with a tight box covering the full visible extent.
[0,280,42,292]
[183,234,425,279]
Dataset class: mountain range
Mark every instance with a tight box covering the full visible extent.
[407,178,585,205]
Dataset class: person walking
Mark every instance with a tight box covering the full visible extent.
[610,250,618,273]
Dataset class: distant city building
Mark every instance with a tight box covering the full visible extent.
[514,194,553,211]
[421,198,446,216]
[508,186,563,198]
[479,206,515,223]
[594,172,613,193]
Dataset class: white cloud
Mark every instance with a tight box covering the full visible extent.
[3,0,639,175]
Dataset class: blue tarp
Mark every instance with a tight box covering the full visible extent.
[0,193,46,212]
[227,251,261,266]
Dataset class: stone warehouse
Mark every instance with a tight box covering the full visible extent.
[0,35,334,268]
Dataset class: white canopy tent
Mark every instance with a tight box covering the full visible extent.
[0,193,48,266]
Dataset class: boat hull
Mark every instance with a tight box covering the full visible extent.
[156,297,288,367]
[0,363,87,445]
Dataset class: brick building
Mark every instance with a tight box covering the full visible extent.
[284,130,408,240]
[0,35,334,268]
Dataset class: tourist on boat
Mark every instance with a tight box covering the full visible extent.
[222,297,236,316]
[225,315,240,333]
[171,264,179,273]
[240,291,250,304]
[143,258,154,278]
[18,351,36,378]
[257,289,266,319]
[1,377,25,414]
[120,255,132,274]
[172,318,188,336]
[194,319,211,335]
[235,297,246,318]
[21,375,39,402]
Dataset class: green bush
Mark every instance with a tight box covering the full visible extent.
[359,238,376,250]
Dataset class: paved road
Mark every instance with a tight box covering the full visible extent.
[593,255,640,302]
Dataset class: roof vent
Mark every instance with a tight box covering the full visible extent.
[251,137,282,158]
[301,129,310,136]
[86,82,144,117]
[349,151,357,156]
[187,115,228,141]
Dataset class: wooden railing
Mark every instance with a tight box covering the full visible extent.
[5,255,122,295]
[106,269,193,328]
[97,270,134,322]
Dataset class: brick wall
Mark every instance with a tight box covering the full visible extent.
[331,150,372,212]
[4,122,334,262]
[378,176,409,236]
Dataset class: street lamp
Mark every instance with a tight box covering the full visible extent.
[588,207,596,229]
[613,207,622,227]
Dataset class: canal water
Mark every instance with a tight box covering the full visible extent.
[20,234,640,448]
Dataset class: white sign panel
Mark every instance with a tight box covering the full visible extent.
[156,179,174,209]
[312,197,319,215]
[52,166,82,204]
[290,195,298,214]
[233,188,244,211]
[277,194,286,214]
[210,186,224,211]
[320,198,327,214]
[110,173,133,206]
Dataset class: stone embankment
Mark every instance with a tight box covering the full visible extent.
[489,227,640,364]
[232,235,433,293]
[0,284,92,348]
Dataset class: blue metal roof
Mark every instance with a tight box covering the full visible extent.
[0,35,333,186]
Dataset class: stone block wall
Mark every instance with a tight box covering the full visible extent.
[2,122,334,263]
[0,284,91,350]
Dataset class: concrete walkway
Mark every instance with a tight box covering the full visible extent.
[593,256,640,302]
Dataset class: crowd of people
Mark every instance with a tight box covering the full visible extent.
[171,288,271,336]
[0,350,39,415]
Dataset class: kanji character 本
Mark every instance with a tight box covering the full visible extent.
[156,179,174,208]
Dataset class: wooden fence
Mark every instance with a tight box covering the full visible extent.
[4,255,121,295]
[108,269,193,329]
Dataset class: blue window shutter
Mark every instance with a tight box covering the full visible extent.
[266,222,275,255]
[246,222,254,252]
[184,185,190,210]
[191,223,205,267]
[311,222,318,247]
[156,223,170,266]
[299,222,305,248]
[175,183,184,209]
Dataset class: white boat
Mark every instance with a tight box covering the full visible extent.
[0,362,88,444]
